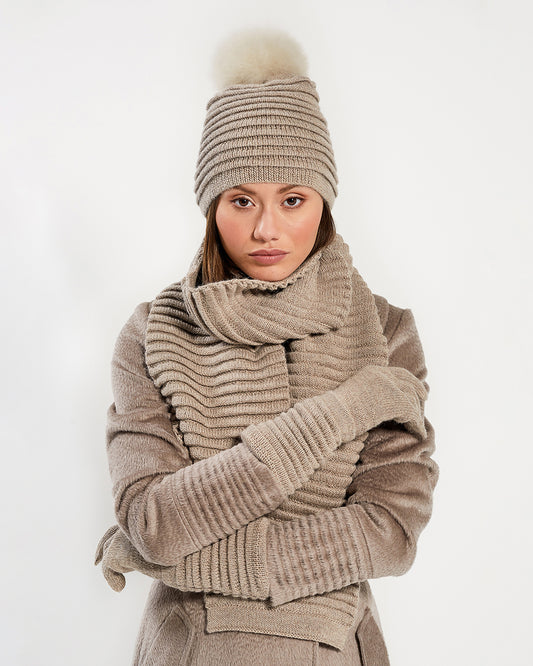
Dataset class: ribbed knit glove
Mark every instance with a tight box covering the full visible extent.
[240,365,427,498]
[94,525,184,592]
[327,365,428,441]
[94,521,270,600]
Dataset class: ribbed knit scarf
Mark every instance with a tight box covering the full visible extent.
[145,232,389,648]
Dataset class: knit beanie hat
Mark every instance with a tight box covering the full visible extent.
[193,29,338,216]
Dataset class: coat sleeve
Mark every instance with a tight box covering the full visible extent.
[107,302,362,566]
[110,305,438,606]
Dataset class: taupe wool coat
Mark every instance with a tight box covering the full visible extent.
[98,234,438,665]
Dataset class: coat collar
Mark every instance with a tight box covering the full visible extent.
[180,233,354,346]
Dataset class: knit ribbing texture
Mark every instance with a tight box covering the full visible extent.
[239,392,356,496]
[145,233,389,649]
[179,517,270,600]
[194,77,338,215]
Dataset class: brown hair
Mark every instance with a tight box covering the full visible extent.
[201,194,336,284]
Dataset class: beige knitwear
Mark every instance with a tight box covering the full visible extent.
[194,76,338,215]
[97,233,437,651]
[193,31,338,216]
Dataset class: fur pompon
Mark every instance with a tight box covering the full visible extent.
[212,29,308,90]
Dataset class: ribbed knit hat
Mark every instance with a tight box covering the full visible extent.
[193,29,338,216]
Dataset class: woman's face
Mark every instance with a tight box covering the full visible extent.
[215,182,324,281]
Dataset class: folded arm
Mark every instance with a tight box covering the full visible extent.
[99,306,438,605]
[98,416,435,603]
[107,302,395,566]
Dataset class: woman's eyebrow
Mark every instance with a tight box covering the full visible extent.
[226,184,300,195]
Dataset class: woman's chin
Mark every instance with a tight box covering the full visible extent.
[244,264,294,282]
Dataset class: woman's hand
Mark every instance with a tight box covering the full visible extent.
[329,365,428,440]
[94,525,186,592]
[94,521,270,600]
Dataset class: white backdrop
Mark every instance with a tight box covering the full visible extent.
[1,1,532,664]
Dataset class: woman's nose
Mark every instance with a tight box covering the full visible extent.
[253,207,281,241]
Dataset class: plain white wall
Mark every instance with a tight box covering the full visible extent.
[1,1,532,664]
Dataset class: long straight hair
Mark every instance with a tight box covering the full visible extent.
[201,194,336,284]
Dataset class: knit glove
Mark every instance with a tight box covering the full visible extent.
[237,365,426,499]
[94,521,270,601]
[94,525,185,592]
[327,365,428,441]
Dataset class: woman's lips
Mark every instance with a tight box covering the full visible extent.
[248,250,288,265]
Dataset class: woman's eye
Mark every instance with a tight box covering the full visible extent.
[284,196,303,207]
[232,197,252,208]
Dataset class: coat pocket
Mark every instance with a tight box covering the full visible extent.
[355,608,390,666]
[142,604,197,666]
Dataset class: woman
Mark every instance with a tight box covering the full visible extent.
[95,29,438,665]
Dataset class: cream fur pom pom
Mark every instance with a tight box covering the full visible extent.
[212,29,308,89]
